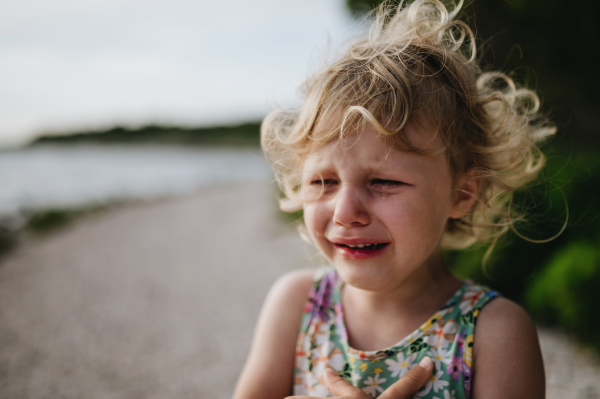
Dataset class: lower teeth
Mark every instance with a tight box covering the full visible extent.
[346,244,385,250]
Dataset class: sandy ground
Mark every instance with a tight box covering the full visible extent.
[0,181,598,399]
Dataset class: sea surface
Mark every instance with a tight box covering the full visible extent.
[0,144,274,218]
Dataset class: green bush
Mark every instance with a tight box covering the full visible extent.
[443,145,600,351]
[526,241,600,347]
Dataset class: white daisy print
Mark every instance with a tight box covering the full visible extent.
[362,373,386,398]
[384,352,417,378]
[416,370,449,397]
[459,289,481,315]
[313,320,333,346]
[426,346,453,371]
[424,318,459,350]
[310,340,345,378]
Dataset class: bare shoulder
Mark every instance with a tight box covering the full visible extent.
[257,268,316,339]
[232,268,315,399]
[472,297,545,399]
[268,268,316,305]
[251,268,315,346]
[476,297,539,338]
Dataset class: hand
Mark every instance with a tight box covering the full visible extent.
[287,356,433,399]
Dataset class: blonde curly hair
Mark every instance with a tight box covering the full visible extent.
[261,0,556,249]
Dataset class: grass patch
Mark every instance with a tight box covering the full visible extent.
[25,205,109,235]
[0,225,19,257]
[0,204,112,260]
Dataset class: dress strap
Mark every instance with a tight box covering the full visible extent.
[474,289,500,312]
[300,267,339,332]
[460,284,500,398]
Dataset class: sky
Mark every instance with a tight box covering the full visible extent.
[0,0,356,147]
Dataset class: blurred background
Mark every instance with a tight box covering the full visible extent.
[0,0,599,398]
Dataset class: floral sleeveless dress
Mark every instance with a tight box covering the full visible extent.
[293,267,499,398]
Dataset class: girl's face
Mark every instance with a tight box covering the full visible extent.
[302,125,462,292]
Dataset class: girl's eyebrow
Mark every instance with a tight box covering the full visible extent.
[366,154,430,176]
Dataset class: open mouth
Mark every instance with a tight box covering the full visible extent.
[335,243,388,250]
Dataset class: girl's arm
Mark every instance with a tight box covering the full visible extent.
[472,298,545,399]
[233,269,315,399]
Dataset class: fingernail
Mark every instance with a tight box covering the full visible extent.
[419,356,432,368]
[325,368,335,376]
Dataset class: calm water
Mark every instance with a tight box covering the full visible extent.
[0,145,274,218]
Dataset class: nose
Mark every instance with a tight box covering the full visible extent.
[332,186,370,227]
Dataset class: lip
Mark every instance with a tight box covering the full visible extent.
[329,238,390,259]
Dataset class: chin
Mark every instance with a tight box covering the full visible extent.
[334,262,395,292]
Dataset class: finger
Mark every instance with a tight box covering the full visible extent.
[324,368,366,397]
[380,357,433,399]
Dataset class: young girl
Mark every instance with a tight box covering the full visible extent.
[234,0,552,397]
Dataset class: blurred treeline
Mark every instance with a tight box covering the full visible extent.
[32,123,261,147]
[347,0,600,350]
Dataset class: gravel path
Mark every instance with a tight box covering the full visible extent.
[0,182,597,398]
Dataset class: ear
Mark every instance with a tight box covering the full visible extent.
[449,168,480,219]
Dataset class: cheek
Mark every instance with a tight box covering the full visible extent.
[303,202,327,239]
[382,193,450,239]
[382,201,432,236]
[419,189,454,238]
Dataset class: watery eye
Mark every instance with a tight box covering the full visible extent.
[310,179,337,186]
[372,179,403,188]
